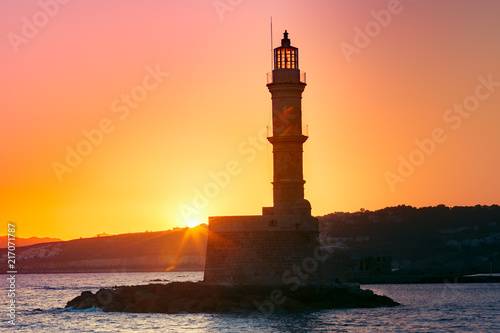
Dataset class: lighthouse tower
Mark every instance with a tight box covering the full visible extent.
[267,30,310,216]
[204,30,324,285]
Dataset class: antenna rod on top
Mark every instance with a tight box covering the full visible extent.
[270,17,273,71]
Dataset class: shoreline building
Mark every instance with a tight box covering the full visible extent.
[204,31,325,285]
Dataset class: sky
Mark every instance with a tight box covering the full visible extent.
[1,0,499,240]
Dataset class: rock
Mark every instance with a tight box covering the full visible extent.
[184,300,200,313]
[65,291,96,310]
[123,303,141,313]
[240,294,263,304]
[238,300,256,311]
[359,289,374,296]
[66,282,400,314]
[198,298,217,312]
[167,297,193,313]
[135,293,161,313]
[282,297,308,311]
[215,299,238,313]
[95,289,114,307]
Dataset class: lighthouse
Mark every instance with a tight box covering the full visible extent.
[267,30,311,217]
[204,30,324,285]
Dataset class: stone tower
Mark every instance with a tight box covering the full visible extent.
[204,31,325,285]
[268,30,310,216]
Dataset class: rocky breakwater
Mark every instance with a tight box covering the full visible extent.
[66,282,399,314]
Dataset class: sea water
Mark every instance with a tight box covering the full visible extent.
[1,272,499,332]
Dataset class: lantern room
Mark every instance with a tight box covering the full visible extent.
[274,30,299,70]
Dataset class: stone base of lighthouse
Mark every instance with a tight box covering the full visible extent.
[203,213,326,285]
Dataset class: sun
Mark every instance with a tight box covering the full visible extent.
[186,219,201,228]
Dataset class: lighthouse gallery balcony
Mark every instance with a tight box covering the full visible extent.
[267,70,306,85]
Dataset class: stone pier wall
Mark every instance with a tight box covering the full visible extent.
[204,215,326,285]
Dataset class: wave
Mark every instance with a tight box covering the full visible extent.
[58,306,103,313]
[36,285,109,291]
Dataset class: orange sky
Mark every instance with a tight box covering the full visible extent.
[1,0,499,240]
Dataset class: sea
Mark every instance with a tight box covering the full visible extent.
[1,272,499,332]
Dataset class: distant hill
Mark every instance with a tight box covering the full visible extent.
[0,236,63,248]
[6,225,208,273]
[319,204,500,277]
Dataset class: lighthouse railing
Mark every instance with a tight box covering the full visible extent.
[266,71,306,84]
[302,124,308,136]
[300,71,306,84]
[267,72,273,84]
